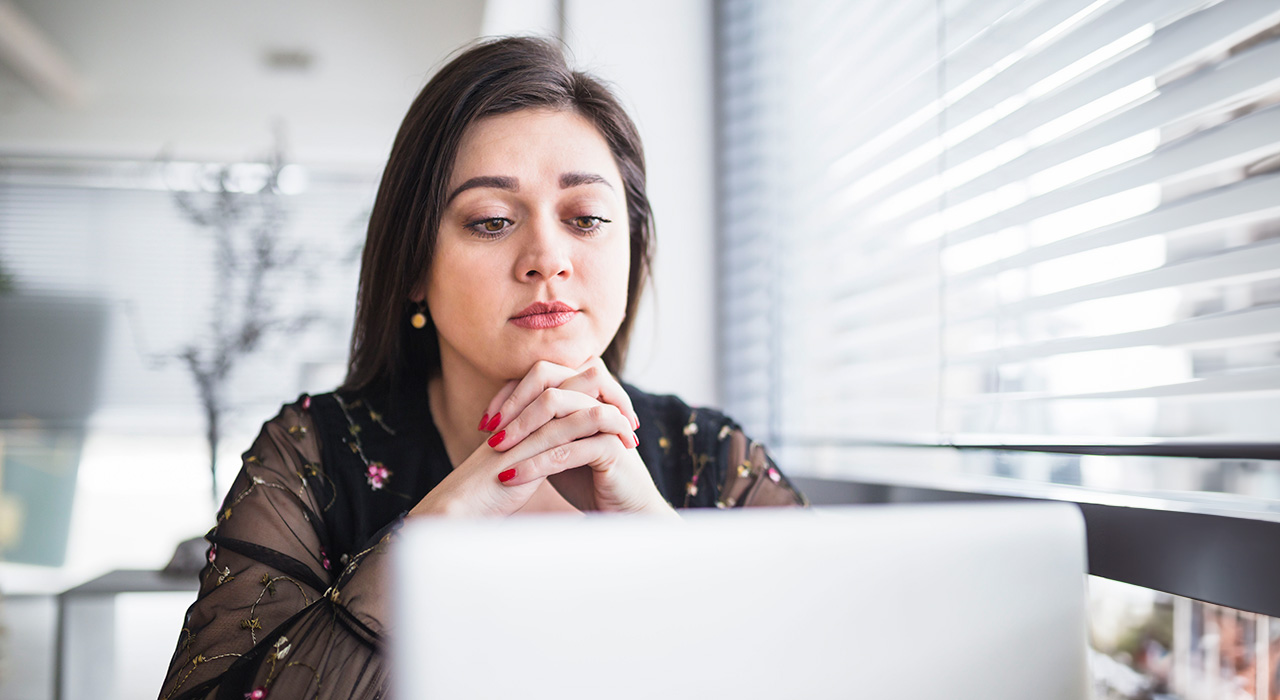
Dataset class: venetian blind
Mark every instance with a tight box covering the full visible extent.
[718,0,1280,450]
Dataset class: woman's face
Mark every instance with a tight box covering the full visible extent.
[423,108,631,382]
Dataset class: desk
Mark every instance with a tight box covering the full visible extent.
[56,570,198,700]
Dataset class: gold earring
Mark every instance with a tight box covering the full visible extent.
[410,301,427,329]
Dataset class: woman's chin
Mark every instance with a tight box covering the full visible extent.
[502,345,604,377]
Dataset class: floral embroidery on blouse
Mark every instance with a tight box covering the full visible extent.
[335,393,409,499]
[681,410,713,507]
[365,462,391,490]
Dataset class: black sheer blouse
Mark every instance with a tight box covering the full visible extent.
[158,384,807,700]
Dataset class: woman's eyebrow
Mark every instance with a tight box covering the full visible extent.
[446,172,612,204]
[446,175,518,204]
[560,172,613,190]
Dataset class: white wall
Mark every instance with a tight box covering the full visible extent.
[0,0,483,165]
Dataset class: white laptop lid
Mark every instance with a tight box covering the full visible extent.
[393,502,1088,700]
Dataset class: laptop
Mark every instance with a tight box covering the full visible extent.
[393,502,1089,699]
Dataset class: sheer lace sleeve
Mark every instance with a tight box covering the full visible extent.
[159,401,396,700]
[662,404,808,509]
[717,427,808,508]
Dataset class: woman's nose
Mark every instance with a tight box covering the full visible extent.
[517,214,572,281]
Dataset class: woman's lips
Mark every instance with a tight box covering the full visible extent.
[511,312,576,329]
[511,301,578,329]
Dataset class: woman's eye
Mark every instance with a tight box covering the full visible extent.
[466,217,512,237]
[568,215,611,233]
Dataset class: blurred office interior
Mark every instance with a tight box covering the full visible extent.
[1,0,1279,698]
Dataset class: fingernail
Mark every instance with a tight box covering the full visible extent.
[498,468,516,483]
[632,416,640,430]
[486,413,502,431]
[478,413,489,431]
[632,432,639,448]
[488,430,505,448]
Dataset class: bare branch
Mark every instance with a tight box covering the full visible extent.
[160,132,316,504]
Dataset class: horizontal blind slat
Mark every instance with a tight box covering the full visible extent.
[951,305,1280,366]
[948,171,1280,279]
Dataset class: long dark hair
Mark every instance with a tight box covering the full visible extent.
[341,36,654,395]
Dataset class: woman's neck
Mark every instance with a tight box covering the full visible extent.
[427,357,506,468]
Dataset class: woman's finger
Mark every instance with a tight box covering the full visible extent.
[497,433,663,514]
[479,379,519,431]
[491,358,638,432]
[484,361,573,432]
[487,388,633,452]
[494,398,636,463]
[495,433,622,487]
[561,357,639,430]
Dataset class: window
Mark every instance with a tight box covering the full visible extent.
[719,0,1280,451]
[716,0,1280,678]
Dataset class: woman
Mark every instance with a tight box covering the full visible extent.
[159,36,805,700]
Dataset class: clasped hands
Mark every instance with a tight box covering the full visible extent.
[408,358,677,519]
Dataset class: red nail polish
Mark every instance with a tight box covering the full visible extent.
[486,413,502,431]
[632,432,639,448]
[498,468,516,483]
[488,430,505,448]
[478,413,489,431]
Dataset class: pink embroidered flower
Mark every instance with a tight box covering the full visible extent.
[320,547,331,570]
[207,544,217,564]
[365,462,390,490]
[301,395,311,410]
[245,688,268,700]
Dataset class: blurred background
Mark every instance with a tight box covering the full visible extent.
[2,0,1279,698]
[0,1,718,697]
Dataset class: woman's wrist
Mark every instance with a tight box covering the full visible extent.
[639,498,681,519]
[408,490,467,519]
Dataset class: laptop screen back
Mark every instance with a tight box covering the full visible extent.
[394,502,1088,700]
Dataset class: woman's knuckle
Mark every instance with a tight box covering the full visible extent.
[550,445,573,464]
[587,405,610,422]
[533,360,558,379]
[537,389,560,412]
